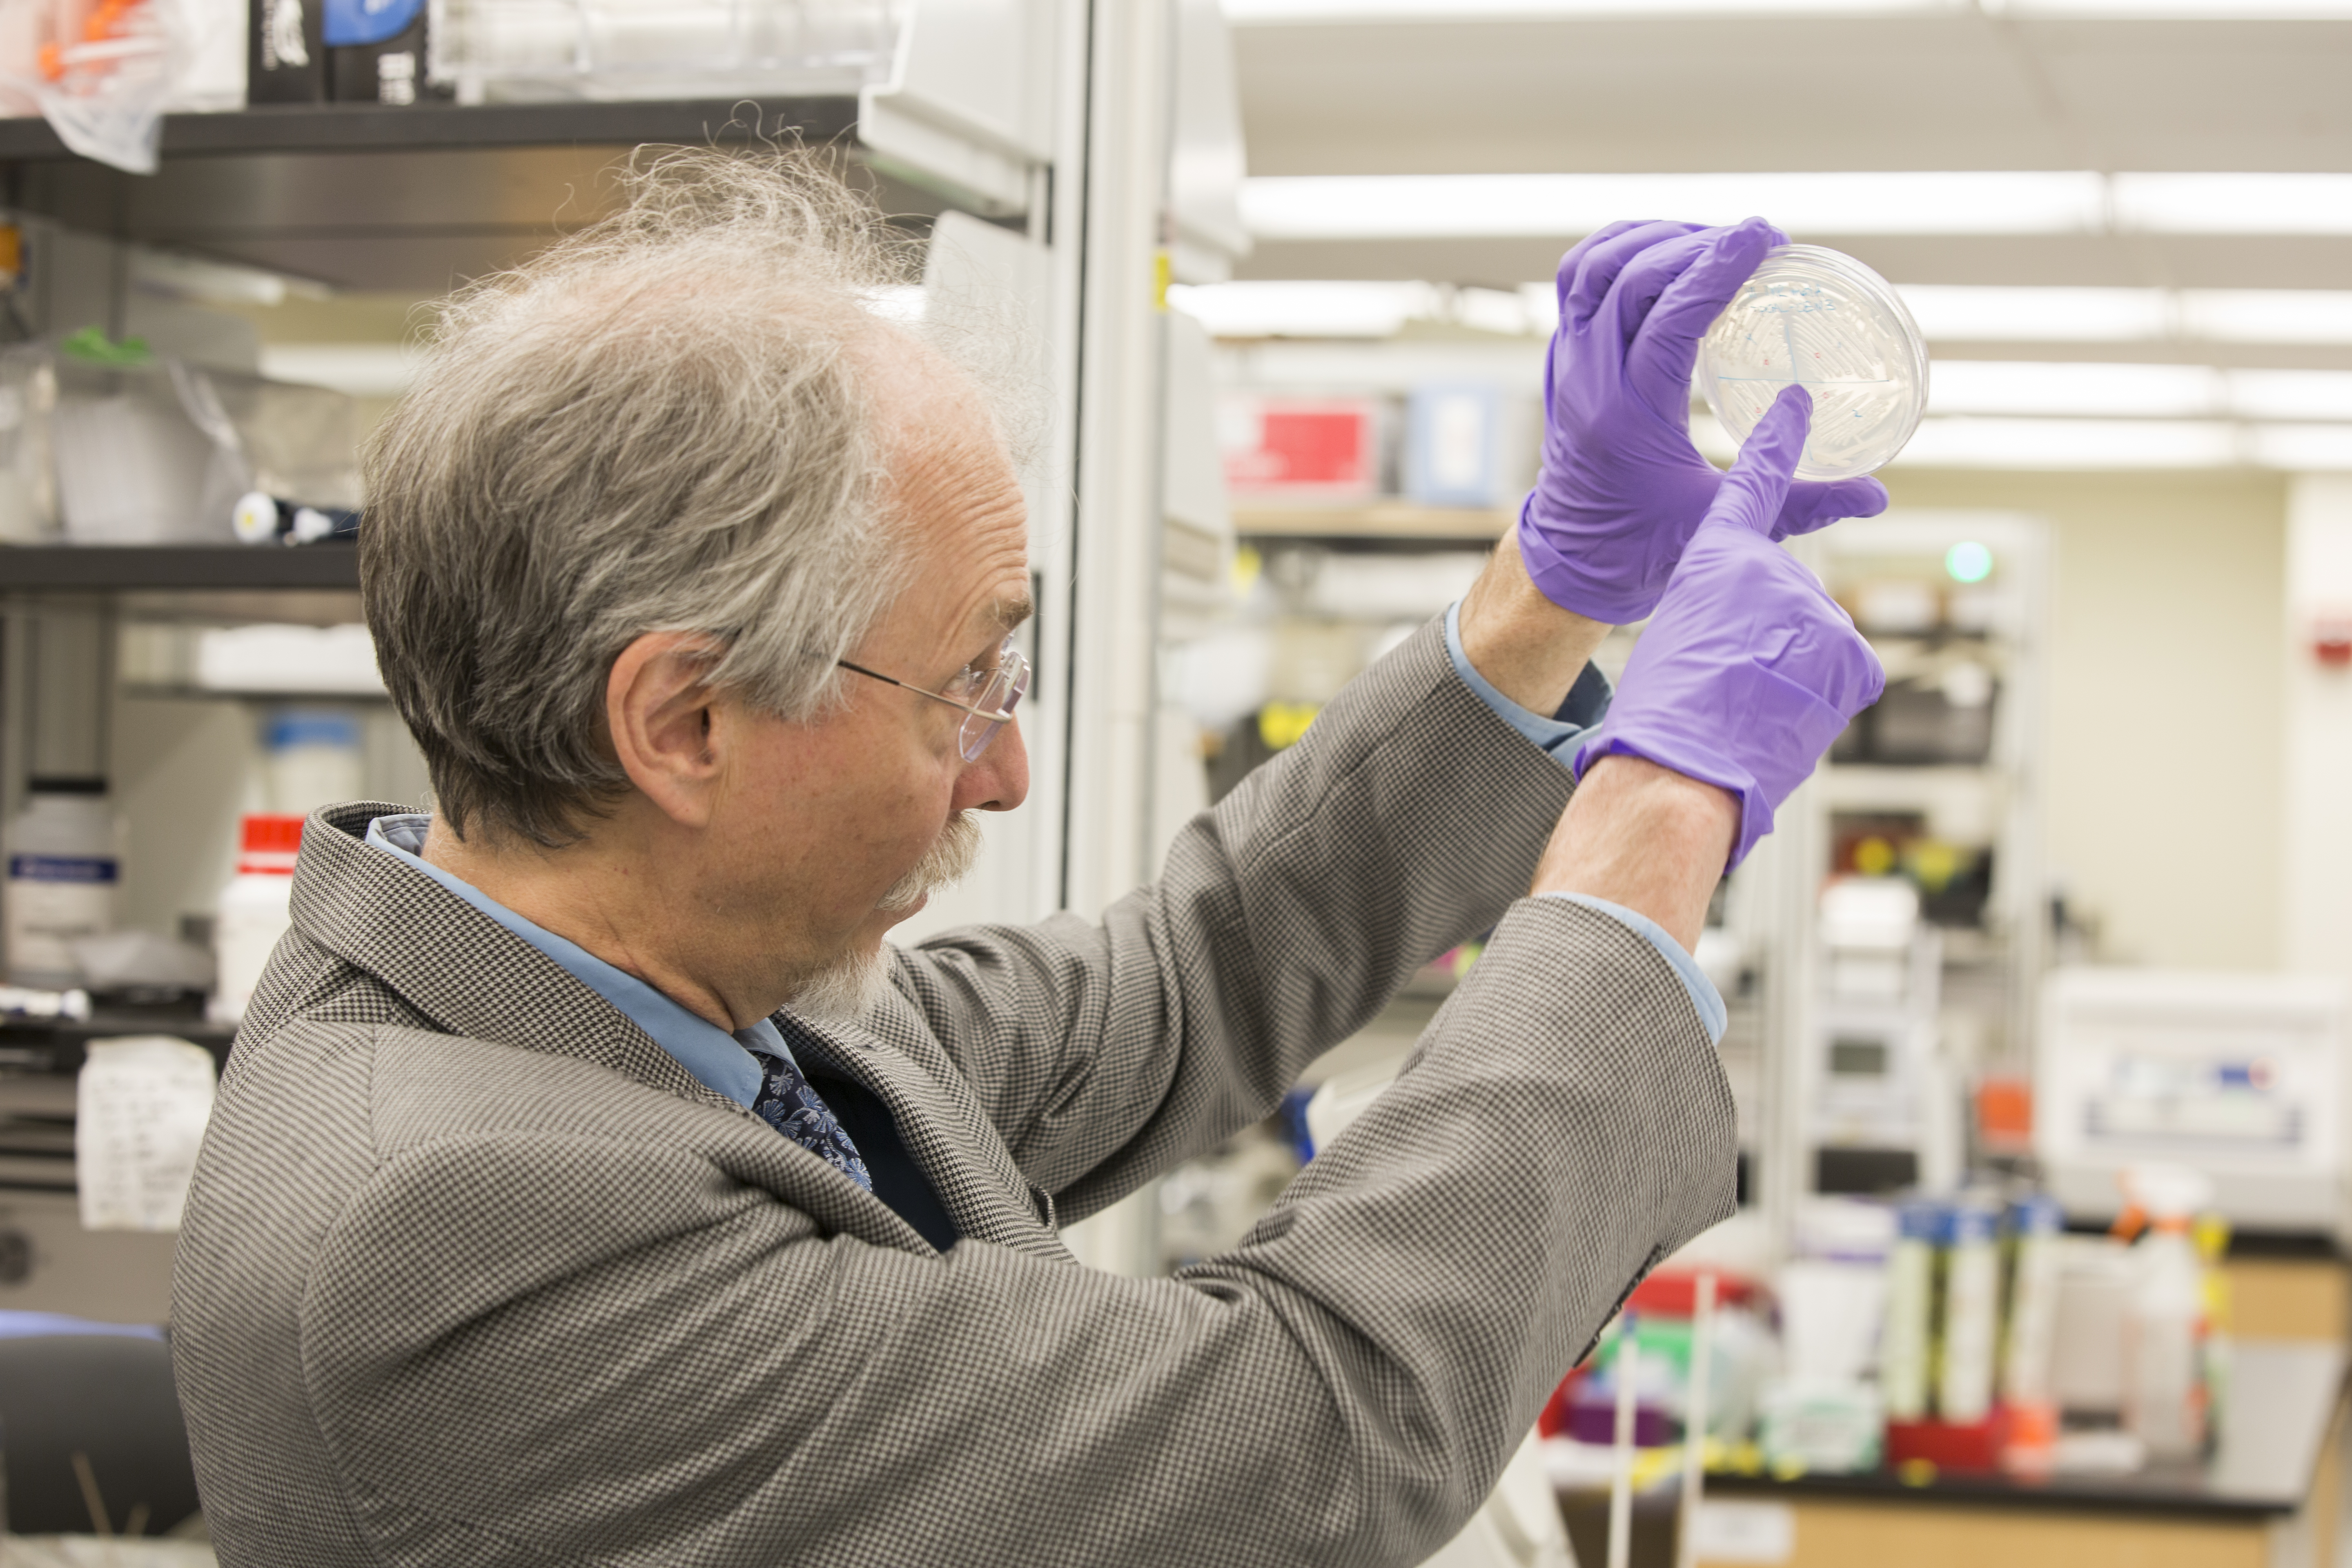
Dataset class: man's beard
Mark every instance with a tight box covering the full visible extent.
[786,811,984,1024]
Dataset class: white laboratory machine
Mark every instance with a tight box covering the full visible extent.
[2036,968,2352,1241]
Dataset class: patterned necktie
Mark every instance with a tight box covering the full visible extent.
[746,1046,873,1191]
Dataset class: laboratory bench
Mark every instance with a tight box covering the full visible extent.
[1556,1253,2352,1568]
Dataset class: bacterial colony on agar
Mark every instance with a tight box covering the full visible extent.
[1693,244,1930,483]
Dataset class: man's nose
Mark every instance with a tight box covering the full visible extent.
[953,715,1029,813]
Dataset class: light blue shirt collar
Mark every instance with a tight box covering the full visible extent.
[362,813,782,1107]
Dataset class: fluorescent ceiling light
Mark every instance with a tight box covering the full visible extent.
[1167,280,1441,337]
[1896,417,2239,468]
[2227,370,2352,420]
[1895,285,2170,342]
[2114,174,2352,235]
[2180,290,2352,344]
[2249,425,2352,470]
[1927,360,2223,417]
[1241,172,2107,240]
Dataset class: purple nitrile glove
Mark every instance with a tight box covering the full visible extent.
[1519,216,1891,626]
[1572,385,1884,870]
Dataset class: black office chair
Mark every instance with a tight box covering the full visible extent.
[0,1332,200,1535]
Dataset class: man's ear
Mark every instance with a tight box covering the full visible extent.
[606,632,728,829]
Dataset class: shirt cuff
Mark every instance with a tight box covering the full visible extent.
[1443,600,1611,768]
[1540,893,1728,1044]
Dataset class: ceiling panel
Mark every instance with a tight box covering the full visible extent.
[1236,16,2062,175]
[1235,233,2352,291]
[1234,16,2352,177]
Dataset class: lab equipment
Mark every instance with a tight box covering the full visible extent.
[210,814,301,1026]
[232,490,360,546]
[1694,244,1929,482]
[2036,968,2352,1241]
[1573,388,1885,869]
[1520,218,1886,624]
[1814,878,1952,1195]
[4,781,118,989]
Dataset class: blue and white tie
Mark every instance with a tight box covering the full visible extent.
[746,1047,872,1191]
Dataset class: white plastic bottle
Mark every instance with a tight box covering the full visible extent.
[2121,1164,2213,1462]
[211,814,303,1026]
[1938,1197,2001,1424]
[262,708,364,815]
[1880,1199,1939,1423]
[4,778,118,987]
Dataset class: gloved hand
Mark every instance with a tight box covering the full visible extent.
[1519,216,1891,625]
[1572,385,1884,870]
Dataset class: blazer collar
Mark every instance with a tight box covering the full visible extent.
[291,804,1069,1261]
[291,802,746,1118]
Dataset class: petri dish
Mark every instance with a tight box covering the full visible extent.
[1693,244,1929,483]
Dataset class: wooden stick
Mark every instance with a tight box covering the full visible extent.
[1608,1319,1640,1568]
[1677,1274,1719,1568]
[69,1450,111,1538]
[124,1501,151,1539]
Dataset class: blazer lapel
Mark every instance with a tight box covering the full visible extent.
[779,993,1076,1262]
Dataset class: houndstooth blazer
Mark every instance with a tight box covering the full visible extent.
[170,618,1737,1568]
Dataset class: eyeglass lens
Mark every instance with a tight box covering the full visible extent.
[957,642,1031,762]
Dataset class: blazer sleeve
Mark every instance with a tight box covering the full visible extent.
[891,615,1590,1216]
[303,900,1736,1568]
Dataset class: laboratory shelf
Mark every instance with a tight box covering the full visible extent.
[0,98,862,163]
[1234,504,1511,545]
[1698,1340,2346,1522]
[0,545,359,592]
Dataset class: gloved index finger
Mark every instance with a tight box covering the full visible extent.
[1712,384,1813,536]
[1623,217,1784,414]
[1557,219,1707,333]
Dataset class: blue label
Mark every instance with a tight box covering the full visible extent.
[323,0,424,47]
[9,854,117,884]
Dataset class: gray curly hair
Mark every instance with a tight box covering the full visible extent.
[362,146,948,847]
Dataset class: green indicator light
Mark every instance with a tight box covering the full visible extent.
[1946,541,1993,584]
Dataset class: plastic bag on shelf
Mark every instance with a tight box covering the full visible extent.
[37,330,360,546]
[0,0,202,173]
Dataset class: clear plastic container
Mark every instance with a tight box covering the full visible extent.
[1694,244,1929,482]
[431,0,903,102]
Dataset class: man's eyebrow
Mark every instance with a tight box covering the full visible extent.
[990,592,1035,632]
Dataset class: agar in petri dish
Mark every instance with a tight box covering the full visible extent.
[1693,244,1929,483]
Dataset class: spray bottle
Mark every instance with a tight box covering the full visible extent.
[2116,1163,2215,1463]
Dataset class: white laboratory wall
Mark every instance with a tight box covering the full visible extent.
[2282,475,2352,986]
[1886,468,2287,972]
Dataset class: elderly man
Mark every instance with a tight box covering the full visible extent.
[172,153,1883,1568]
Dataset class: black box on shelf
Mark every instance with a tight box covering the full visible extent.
[325,0,452,106]
[249,0,327,104]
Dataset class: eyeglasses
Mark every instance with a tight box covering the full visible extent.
[837,633,1031,762]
